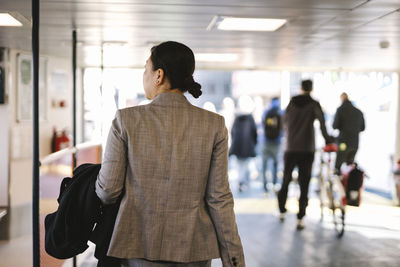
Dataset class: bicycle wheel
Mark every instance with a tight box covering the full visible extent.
[327,180,345,238]
[318,174,326,221]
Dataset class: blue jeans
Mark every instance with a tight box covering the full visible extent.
[262,141,280,190]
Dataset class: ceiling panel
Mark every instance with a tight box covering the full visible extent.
[41,0,367,10]
[0,0,400,70]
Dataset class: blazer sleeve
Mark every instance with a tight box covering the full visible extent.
[96,110,127,204]
[205,116,245,267]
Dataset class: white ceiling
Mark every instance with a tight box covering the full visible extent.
[1,0,400,70]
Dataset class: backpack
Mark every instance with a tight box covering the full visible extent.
[264,109,281,140]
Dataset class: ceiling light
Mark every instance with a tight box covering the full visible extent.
[102,41,128,47]
[0,13,23,27]
[195,53,238,62]
[216,17,286,32]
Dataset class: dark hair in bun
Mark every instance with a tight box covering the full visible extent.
[150,41,202,98]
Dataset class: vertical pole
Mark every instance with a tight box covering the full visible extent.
[72,30,77,149]
[72,30,77,267]
[32,0,40,266]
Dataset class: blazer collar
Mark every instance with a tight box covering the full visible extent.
[151,92,190,106]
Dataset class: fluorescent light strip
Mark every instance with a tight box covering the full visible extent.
[218,17,286,32]
[195,53,238,62]
[0,13,23,27]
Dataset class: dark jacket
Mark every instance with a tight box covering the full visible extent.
[284,94,331,152]
[333,100,365,149]
[45,163,120,266]
[229,114,257,158]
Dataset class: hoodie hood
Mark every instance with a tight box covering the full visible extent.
[291,94,313,107]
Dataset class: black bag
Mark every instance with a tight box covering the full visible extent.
[264,109,281,140]
[344,165,364,206]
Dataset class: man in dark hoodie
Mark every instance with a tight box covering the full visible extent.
[278,79,332,230]
[333,92,365,173]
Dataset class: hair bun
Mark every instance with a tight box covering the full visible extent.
[184,76,202,98]
[188,82,202,98]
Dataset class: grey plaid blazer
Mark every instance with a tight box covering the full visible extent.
[96,92,245,267]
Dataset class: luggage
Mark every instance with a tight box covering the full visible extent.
[342,164,364,206]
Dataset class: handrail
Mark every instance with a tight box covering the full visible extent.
[40,147,76,166]
[76,141,102,151]
[40,141,101,166]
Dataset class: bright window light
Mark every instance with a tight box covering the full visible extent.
[218,17,286,32]
[195,53,238,62]
[0,13,23,27]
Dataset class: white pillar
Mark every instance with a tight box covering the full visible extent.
[280,71,290,109]
[395,72,400,161]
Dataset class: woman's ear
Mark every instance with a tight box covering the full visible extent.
[156,68,165,85]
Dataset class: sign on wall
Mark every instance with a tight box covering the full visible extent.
[17,53,47,122]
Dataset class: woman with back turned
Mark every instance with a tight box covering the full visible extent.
[95,41,245,267]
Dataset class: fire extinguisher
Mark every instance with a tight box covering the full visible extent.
[52,129,71,152]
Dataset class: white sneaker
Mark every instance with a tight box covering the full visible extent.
[279,213,285,222]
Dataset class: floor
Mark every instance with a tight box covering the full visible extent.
[1,175,400,267]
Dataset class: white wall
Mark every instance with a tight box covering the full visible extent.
[396,74,400,160]
[0,105,10,206]
[0,49,10,207]
[7,49,73,207]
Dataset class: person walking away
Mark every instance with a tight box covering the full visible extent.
[261,97,283,193]
[333,92,365,173]
[96,41,245,267]
[277,80,333,230]
[229,96,257,192]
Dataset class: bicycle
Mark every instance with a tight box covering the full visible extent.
[317,143,346,238]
